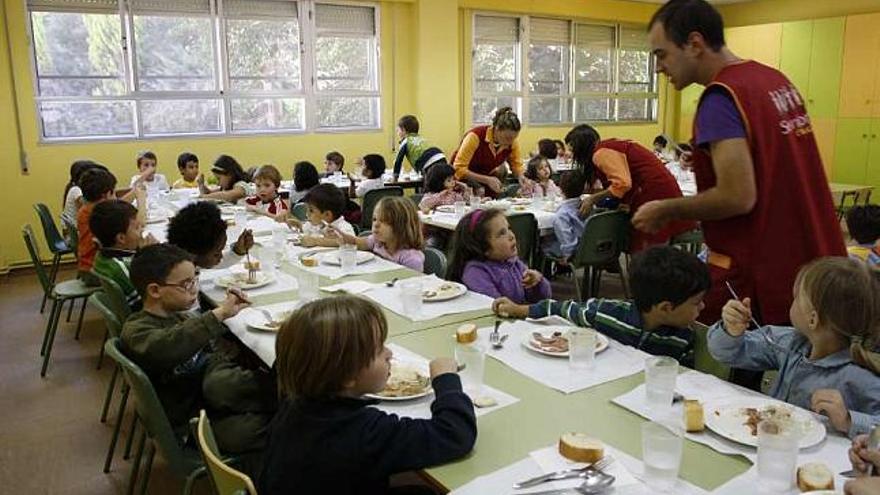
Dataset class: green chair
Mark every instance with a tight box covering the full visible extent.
[691,322,730,381]
[22,225,100,377]
[409,193,424,208]
[33,203,74,312]
[93,271,133,324]
[423,247,447,278]
[507,212,538,267]
[196,410,257,495]
[104,338,207,495]
[501,183,520,198]
[291,202,308,222]
[669,228,704,256]
[361,187,403,230]
[570,210,631,301]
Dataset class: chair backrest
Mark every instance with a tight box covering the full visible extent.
[22,225,54,295]
[92,270,133,320]
[34,203,69,254]
[104,338,202,478]
[502,184,520,198]
[423,247,447,277]
[291,202,308,222]
[669,228,704,256]
[197,410,257,495]
[361,187,403,230]
[571,210,630,268]
[691,322,730,380]
[408,193,424,208]
[506,212,538,267]
[89,292,123,339]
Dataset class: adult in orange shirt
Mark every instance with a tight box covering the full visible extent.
[450,107,531,197]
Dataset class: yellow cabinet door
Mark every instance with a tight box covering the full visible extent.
[867,120,880,188]
[780,20,813,93]
[811,117,837,178]
[839,13,880,118]
[807,18,844,119]
[833,118,872,184]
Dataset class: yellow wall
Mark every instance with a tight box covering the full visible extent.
[0,0,671,270]
[718,0,880,26]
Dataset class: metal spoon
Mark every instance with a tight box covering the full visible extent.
[385,277,399,287]
[524,471,616,495]
[489,321,509,349]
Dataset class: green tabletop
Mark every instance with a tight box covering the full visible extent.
[388,319,751,492]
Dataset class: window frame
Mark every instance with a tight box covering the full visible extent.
[23,0,382,143]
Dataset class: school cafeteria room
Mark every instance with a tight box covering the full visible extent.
[2,0,880,493]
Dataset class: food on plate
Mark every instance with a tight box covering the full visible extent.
[456,323,477,344]
[796,462,834,492]
[423,283,461,299]
[375,365,430,398]
[684,400,705,433]
[301,256,318,267]
[531,331,569,353]
[244,260,261,271]
[558,433,604,463]
[742,405,795,436]
[472,396,498,408]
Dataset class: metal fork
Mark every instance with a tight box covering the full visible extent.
[513,456,613,489]
[245,250,257,284]
[724,281,782,350]
[256,308,276,326]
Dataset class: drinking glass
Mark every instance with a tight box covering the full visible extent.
[339,243,357,272]
[757,420,799,492]
[645,356,678,413]
[455,341,486,395]
[642,422,683,493]
[531,188,544,209]
[400,279,423,317]
[568,328,597,370]
[454,200,467,217]
[470,196,481,210]
[297,271,319,301]
[272,229,287,251]
[255,245,275,275]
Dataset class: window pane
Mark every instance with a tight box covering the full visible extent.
[315,37,373,91]
[133,16,215,91]
[528,44,565,95]
[619,50,652,85]
[316,96,377,128]
[39,101,134,138]
[574,46,612,93]
[575,98,612,122]
[140,99,221,134]
[31,12,125,96]
[617,98,655,121]
[231,98,304,131]
[474,43,517,93]
[226,19,301,91]
[528,96,569,124]
[473,96,517,124]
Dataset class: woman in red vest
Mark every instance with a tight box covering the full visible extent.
[451,107,530,197]
[565,124,696,252]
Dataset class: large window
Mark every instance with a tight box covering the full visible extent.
[27,0,380,141]
[472,14,658,125]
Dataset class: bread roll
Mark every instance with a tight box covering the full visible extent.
[797,462,834,492]
[301,257,318,267]
[683,400,705,433]
[558,433,604,463]
[456,323,477,344]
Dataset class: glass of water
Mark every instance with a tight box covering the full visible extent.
[645,356,679,413]
[455,340,486,396]
[297,270,319,302]
[642,422,683,493]
[568,328,597,370]
[255,245,275,275]
[757,420,799,492]
[234,209,248,230]
[272,229,287,251]
[531,188,544,209]
[470,195,481,210]
[454,200,467,217]
[339,243,357,272]
[400,279,423,317]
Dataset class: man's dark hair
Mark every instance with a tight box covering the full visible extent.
[177,152,199,170]
[559,170,588,200]
[80,168,118,202]
[398,115,419,134]
[363,154,386,179]
[305,183,346,219]
[630,245,711,311]
[130,243,194,296]
[90,200,138,248]
[167,202,227,256]
[648,0,726,52]
[846,205,880,245]
[538,139,558,159]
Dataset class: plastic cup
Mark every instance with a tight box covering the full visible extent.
[470,196,481,210]
[400,279,423,317]
[645,356,678,413]
[454,200,467,217]
[339,244,357,272]
[297,271,319,301]
[756,420,799,492]
[568,328,597,370]
[642,422,683,493]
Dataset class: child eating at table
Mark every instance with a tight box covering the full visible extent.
[90,199,156,311]
[130,150,169,194]
[245,165,288,219]
[259,295,476,495]
[323,151,344,177]
[493,246,710,367]
[173,152,200,189]
[199,154,255,204]
[78,167,124,286]
[518,155,560,199]
[447,208,551,303]
[286,183,355,247]
[350,154,386,198]
[541,169,588,262]
[167,202,254,270]
[708,256,880,438]
[419,163,472,249]
[331,196,425,272]
[289,161,319,205]
[123,243,276,459]
[846,204,880,266]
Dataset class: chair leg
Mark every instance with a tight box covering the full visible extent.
[97,326,109,370]
[66,298,75,323]
[104,383,129,473]
[183,468,206,495]
[101,365,119,423]
[127,428,147,495]
[74,297,88,340]
[137,440,155,495]
[40,291,48,314]
[574,267,583,302]
[40,299,64,377]
[124,413,139,460]
[40,299,60,356]
[48,253,61,287]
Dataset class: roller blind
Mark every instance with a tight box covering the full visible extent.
[315,4,375,35]
[223,0,297,17]
[27,0,118,13]
[475,15,519,43]
[530,17,569,45]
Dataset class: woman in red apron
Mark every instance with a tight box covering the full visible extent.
[565,124,696,252]
[451,107,530,198]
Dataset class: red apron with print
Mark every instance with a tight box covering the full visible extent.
[691,61,846,325]
[593,139,696,252]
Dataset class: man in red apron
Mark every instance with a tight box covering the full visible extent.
[634,1,845,333]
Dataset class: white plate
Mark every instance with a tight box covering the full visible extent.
[246,309,295,332]
[703,397,826,449]
[435,205,456,213]
[422,282,467,302]
[213,271,276,290]
[364,361,433,401]
[145,215,167,224]
[520,329,609,358]
[509,197,532,205]
[319,250,375,266]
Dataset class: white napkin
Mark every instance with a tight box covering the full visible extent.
[529,444,640,492]
[320,280,380,295]
[361,275,493,322]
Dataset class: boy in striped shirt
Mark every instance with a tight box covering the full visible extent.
[492,246,710,367]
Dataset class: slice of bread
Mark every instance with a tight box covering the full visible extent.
[683,400,705,433]
[558,433,604,463]
[456,323,477,344]
[797,462,834,492]
[301,257,318,267]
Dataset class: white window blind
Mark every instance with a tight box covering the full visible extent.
[316,4,375,35]
[530,17,569,45]
[27,0,118,13]
[223,0,298,18]
[575,24,614,50]
[127,0,211,14]
[475,15,519,43]
[619,26,650,51]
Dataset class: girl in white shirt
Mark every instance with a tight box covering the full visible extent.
[350,154,386,198]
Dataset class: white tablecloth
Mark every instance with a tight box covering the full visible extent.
[224,300,304,365]
[290,249,403,280]
[420,202,558,233]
